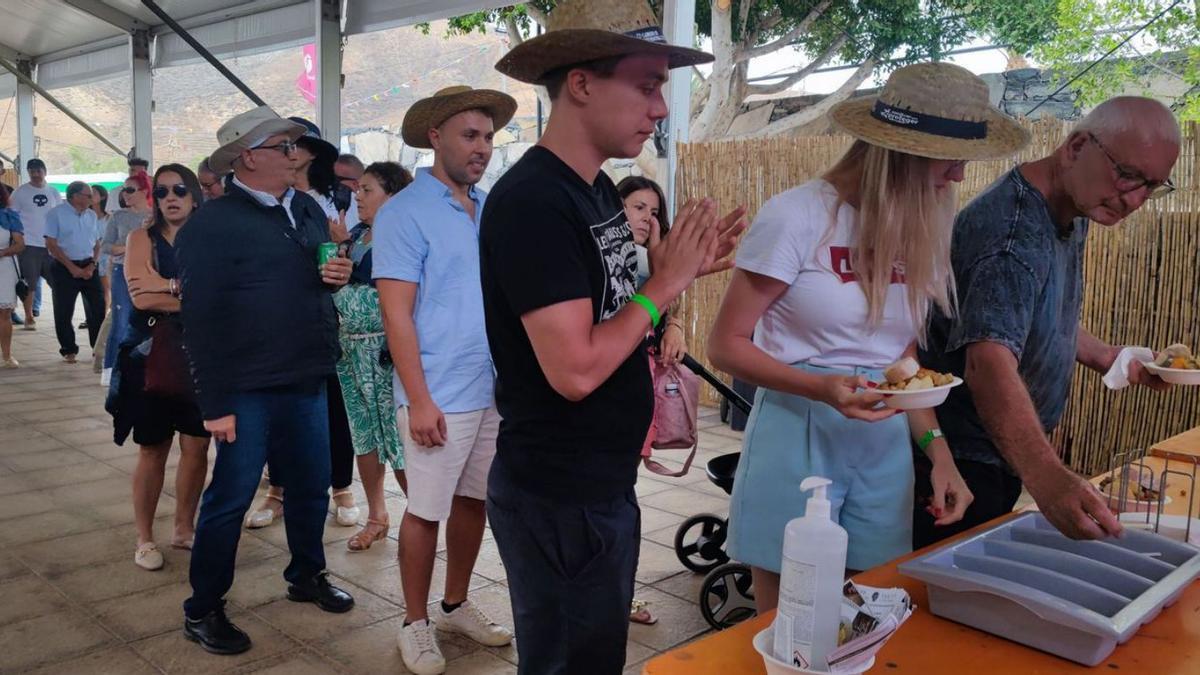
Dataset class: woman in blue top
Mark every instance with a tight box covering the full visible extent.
[338,162,413,551]
[0,187,25,368]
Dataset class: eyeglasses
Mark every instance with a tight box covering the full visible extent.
[336,175,360,184]
[154,184,189,199]
[121,187,138,194]
[253,140,298,156]
[1087,133,1175,200]
[199,180,218,190]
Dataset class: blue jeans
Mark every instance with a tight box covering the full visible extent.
[184,381,331,619]
[487,460,640,675]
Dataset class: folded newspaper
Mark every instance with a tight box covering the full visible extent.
[826,580,915,673]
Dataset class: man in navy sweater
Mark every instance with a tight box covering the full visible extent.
[177,107,356,655]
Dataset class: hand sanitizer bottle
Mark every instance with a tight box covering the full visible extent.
[772,476,848,672]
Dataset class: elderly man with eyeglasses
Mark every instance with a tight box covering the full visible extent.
[176,107,357,655]
[915,96,1180,548]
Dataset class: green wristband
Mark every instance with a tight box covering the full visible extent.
[918,428,944,452]
[629,293,661,328]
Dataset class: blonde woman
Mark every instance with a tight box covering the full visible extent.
[708,62,1030,613]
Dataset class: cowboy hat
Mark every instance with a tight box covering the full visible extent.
[495,0,714,85]
[209,107,306,173]
[829,62,1030,161]
[401,85,518,149]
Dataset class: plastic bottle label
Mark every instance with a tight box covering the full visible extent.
[775,559,817,668]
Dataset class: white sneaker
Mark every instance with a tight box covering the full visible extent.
[435,600,513,647]
[397,619,445,675]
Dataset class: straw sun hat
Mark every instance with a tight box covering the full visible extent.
[209,106,306,173]
[829,62,1030,160]
[401,86,518,149]
[495,0,714,84]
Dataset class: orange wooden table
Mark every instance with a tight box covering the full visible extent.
[1151,426,1200,462]
[645,435,1200,674]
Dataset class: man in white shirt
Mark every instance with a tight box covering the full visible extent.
[12,158,63,329]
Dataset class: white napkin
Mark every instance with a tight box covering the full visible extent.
[1102,346,1155,390]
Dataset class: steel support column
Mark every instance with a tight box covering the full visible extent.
[316,0,343,143]
[661,0,697,220]
[131,30,154,164]
[15,59,35,182]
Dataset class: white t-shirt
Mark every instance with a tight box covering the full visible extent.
[735,179,915,370]
[10,183,63,247]
[306,189,360,228]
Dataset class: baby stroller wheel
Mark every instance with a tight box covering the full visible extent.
[699,562,756,630]
[674,513,730,573]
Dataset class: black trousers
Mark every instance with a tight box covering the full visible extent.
[912,449,1024,550]
[267,373,354,490]
[488,460,640,675]
[50,260,104,356]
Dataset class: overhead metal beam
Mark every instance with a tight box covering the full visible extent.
[61,0,148,32]
[149,0,302,37]
[139,0,268,108]
[0,41,26,62]
[0,56,125,158]
[316,0,343,141]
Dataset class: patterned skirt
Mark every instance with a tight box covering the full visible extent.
[334,284,404,470]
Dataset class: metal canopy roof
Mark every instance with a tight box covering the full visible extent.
[0,0,511,94]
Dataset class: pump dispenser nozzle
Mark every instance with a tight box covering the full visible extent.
[800,476,832,519]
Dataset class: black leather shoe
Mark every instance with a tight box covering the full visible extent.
[287,571,355,613]
[183,605,251,655]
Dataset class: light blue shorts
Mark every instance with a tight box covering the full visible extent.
[728,362,913,573]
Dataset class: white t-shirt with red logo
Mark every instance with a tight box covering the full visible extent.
[734,179,916,371]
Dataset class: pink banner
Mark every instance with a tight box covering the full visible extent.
[297,44,317,103]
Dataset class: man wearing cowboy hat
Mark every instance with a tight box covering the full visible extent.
[373,85,516,674]
[479,1,744,672]
[176,106,357,655]
[916,96,1181,548]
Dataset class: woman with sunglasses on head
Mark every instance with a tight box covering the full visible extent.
[708,63,1030,614]
[108,164,211,570]
[99,174,153,384]
[335,161,413,551]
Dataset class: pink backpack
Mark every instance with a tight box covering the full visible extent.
[641,358,701,477]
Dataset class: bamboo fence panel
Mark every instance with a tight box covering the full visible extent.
[675,120,1200,475]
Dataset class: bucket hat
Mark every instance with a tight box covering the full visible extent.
[209,107,306,173]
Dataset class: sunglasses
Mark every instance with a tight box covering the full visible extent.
[154,184,190,199]
[121,187,138,194]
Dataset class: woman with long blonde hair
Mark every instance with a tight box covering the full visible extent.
[708,62,1030,613]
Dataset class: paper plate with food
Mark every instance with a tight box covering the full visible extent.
[874,358,962,410]
[1098,467,1172,513]
[1143,344,1200,385]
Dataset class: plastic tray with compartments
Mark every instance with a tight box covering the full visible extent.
[898,512,1200,666]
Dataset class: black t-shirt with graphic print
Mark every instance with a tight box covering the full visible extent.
[480,146,653,504]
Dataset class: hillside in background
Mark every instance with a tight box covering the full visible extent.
[3,20,539,174]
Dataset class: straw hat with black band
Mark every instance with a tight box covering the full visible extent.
[494,0,714,84]
[209,106,306,174]
[829,62,1030,161]
[401,86,519,149]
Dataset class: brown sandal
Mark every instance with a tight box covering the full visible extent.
[347,518,389,552]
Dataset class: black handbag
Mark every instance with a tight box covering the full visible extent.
[12,255,28,300]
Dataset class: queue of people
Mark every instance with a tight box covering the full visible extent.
[1,0,1184,673]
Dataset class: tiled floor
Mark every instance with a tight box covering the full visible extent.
[0,301,744,674]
